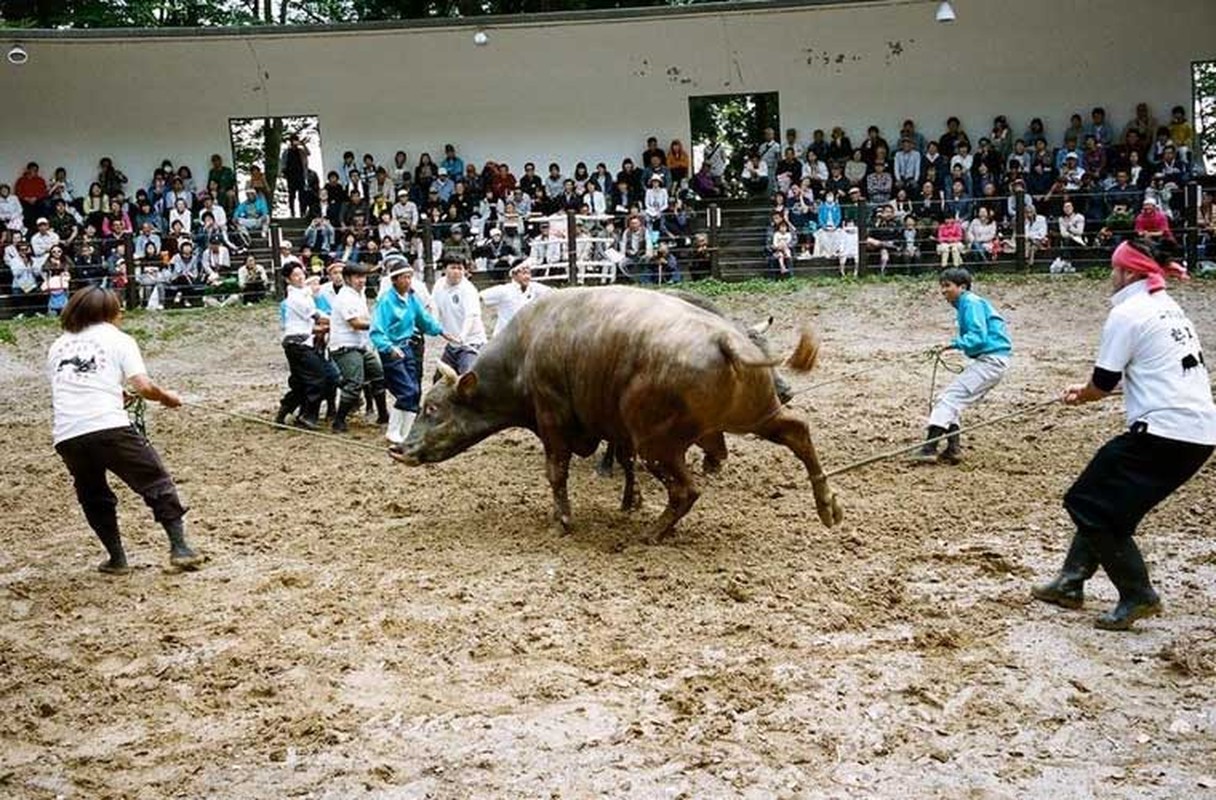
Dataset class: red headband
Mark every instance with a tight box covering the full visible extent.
[1112,241,1187,293]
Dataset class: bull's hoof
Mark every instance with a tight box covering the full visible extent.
[701,455,723,475]
[816,493,844,528]
[620,492,643,513]
[595,463,614,479]
[640,517,677,544]
[551,514,574,536]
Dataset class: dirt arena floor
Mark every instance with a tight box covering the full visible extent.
[1,275,1214,799]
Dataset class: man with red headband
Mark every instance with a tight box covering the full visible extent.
[1032,241,1215,630]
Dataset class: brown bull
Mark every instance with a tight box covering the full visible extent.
[397,286,842,540]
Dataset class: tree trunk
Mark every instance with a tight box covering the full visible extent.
[263,118,285,217]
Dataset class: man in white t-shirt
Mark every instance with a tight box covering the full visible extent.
[480,258,553,337]
[328,263,387,432]
[48,286,202,574]
[1033,241,1215,630]
[430,253,487,374]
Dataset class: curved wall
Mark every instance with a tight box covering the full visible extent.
[0,0,1212,192]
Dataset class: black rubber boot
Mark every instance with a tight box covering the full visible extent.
[164,518,203,571]
[332,399,358,433]
[323,388,337,421]
[274,398,297,426]
[1031,532,1099,609]
[910,425,947,463]
[1092,537,1162,631]
[84,505,129,575]
[938,425,961,464]
[373,391,390,425]
[294,401,321,431]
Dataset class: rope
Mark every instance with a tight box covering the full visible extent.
[179,400,392,455]
[124,394,148,437]
[927,348,964,414]
[823,397,1062,479]
[784,347,958,402]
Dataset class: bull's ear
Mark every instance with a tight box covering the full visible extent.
[456,371,478,400]
[436,361,459,386]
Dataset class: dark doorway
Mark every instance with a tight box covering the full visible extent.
[688,92,780,177]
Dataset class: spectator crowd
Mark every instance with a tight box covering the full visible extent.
[3,100,1212,319]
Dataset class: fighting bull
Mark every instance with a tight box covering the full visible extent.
[396,286,843,540]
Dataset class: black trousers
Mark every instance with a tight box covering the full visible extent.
[281,341,328,419]
[55,425,186,530]
[1065,427,1213,540]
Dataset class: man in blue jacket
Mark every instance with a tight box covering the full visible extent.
[370,255,458,452]
[913,267,1012,464]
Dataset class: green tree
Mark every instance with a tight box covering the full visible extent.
[1195,61,1216,174]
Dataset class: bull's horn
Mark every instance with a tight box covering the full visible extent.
[749,316,774,336]
[436,361,460,385]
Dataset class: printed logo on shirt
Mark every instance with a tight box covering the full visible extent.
[52,339,109,381]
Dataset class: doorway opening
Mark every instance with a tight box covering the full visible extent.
[228,115,323,218]
[688,92,780,177]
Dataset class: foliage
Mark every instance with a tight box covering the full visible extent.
[688,93,780,175]
[0,322,14,345]
[0,0,708,28]
[1194,61,1216,175]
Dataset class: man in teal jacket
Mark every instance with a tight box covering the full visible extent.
[370,255,457,451]
[913,267,1012,464]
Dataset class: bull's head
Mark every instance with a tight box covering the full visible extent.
[398,362,495,466]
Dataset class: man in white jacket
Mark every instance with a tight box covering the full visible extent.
[480,258,554,337]
[430,253,487,374]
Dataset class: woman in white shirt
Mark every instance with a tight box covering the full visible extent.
[47,286,202,574]
[168,198,191,234]
[1033,241,1215,630]
[964,207,997,260]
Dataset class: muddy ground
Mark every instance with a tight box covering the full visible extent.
[1,276,1214,799]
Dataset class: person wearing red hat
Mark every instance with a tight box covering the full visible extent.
[1033,240,1215,630]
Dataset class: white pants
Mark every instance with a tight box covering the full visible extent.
[929,353,1010,429]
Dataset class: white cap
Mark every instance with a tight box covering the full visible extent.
[383,254,413,277]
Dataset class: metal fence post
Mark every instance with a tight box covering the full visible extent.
[708,204,721,280]
[856,200,869,274]
[566,210,578,287]
[1014,188,1027,270]
[270,225,285,299]
[422,218,435,287]
[125,264,139,309]
[1184,182,1201,269]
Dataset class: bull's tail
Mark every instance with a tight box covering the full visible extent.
[784,326,821,373]
[717,325,821,374]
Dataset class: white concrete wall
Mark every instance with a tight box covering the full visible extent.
[1,0,1213,198]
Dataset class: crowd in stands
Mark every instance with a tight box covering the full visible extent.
[2,100,1212,319]
[1,153,273,316]
[729,103,1211,276]
[281,136,705,286]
